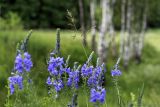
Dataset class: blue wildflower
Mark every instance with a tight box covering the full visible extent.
[65,67,71,74]
[87,65,104,87]
[46,77,53,85]
[111,69,122,76]
[49,57,64,67]
[14,52,33,73]
[8,75,23,94]
[94,66,103,77]
[81,64,93,77]
[90,86,106,103]
[9,83,15,95]
[48,68,59,76]
[48,57,64,76]
[56,57,64,66]
[67,69,80,88]
[53,79,64,92]
[17,76,23,89]
[14,54,23,73]
[23,52,33,72]
[87,75,98,87]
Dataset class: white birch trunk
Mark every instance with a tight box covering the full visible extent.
[136,1,147,62]
[123,0,132,67]
[120,0,126,56]
[139,10,147,56]
[98,0,110,63]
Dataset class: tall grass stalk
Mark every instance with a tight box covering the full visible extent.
[137,83,144,107]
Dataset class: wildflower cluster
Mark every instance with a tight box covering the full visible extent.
[81,64,93,77]
[90,86,106,103]
[8,31,33,95]
[8,75,23,95]
[46,28,121,107]
[66,67,80,89]
[87,63,105,87]
[9,52,33,94]
[111,69,122,77]
[14,52,33,73]
[111,58,122,77]
[111,58,122,106]
[46,54,81,96]
[46,52,107,105]
[46,55,65,92]
[82,57,106,104]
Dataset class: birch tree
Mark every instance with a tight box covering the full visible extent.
[134,0,147,63]
[121,0,147,66]
[109,0,117,57]
[78,0,87,46]
[120,0,126,56]
[98,0,110,63]
[90,0,96,52]
[123,0,132,68]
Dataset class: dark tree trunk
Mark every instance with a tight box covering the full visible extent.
[135,0,147,64]
[90,0,96,52]
[78,0,87,46]
[109,0,117,57]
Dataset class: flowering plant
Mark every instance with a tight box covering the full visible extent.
[8,30,33,95]
[7,30,146,107]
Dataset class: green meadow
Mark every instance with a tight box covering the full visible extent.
[0,29,160,107]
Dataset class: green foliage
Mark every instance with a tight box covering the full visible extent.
[0,12,23,30]
[1,0,160,28]
[148,0,160,28]
[0,0,79,29]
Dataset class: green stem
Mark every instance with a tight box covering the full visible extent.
[114,77,121,107]
[6,81,11,107]
[104,100,108,107]
[83,78,88,107]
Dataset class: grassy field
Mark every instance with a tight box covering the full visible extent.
[0,29,160,107]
